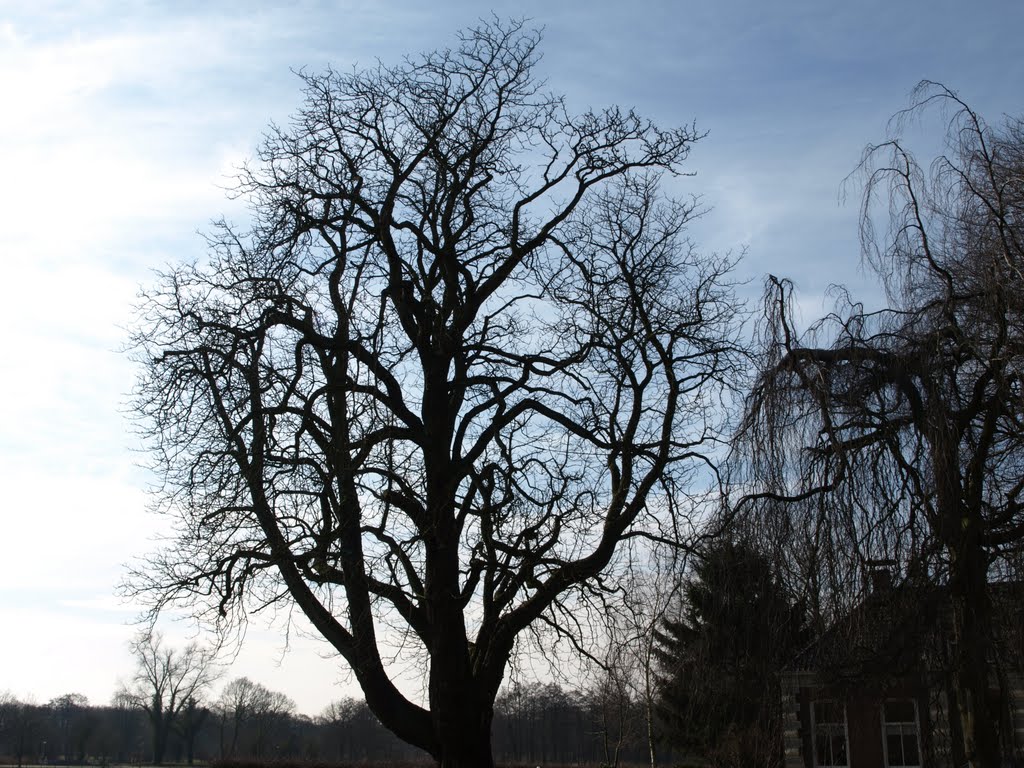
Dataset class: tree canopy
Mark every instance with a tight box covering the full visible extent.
[128,19,743,767]
[738,82,1024,768]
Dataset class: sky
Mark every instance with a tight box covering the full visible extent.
[1,0,1022,717]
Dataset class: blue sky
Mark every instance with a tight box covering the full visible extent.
[2,0,1021,715]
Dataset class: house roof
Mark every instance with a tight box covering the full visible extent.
[786,579,1024,689]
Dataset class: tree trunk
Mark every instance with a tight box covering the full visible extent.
[949,534,1000,768]
[645,692,657,768]
[152,727,167,765]
[427,567,497,768]
[421,408,500,768]
[437,724,494,768]
[935,434,1000,768]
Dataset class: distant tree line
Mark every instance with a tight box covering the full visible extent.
[0,686,419,766]
[0,674,674,766]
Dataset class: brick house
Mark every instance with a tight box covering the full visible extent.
[780,576,1024,768]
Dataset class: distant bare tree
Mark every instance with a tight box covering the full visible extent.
[49,693,90,764]
[252,689,295,759]
[215,677,294,759]
[588,656,637,768]
[318,698,366,761]
[0,694,42,768]
[127,18,742,767]
[121,632,218,764]
[215,677,260,759]
[738,83,1024,768]
[318,697,415,761]
[595,551,685,768]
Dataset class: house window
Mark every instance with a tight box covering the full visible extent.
[812,700,849,767]
[882,699,921,767]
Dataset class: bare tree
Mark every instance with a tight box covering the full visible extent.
[588,649,638,768]
[215,677,260,759]
[214,677,295,759]
[738,83,1024,768]
[127,19,743,767]
[318,697,418,761]
[121,632,218,764]
[595,550,686,768]
[318,698,368,761]
[49,693,90,765]
[0,694,42,768]
[252,689,295,759]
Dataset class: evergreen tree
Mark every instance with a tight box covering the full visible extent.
[653,539,805,767]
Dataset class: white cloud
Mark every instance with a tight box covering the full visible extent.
[0,604,137,705]
[0,468,158,591]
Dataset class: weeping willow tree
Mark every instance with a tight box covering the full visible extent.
[737,83,1024,768]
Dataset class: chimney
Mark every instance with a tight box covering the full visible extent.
[865,559,896,594]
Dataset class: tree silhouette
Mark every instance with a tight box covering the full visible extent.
[654,539,804,767]
[128,19,742,767]
[739,83,1024,768]
[120,633,218,765]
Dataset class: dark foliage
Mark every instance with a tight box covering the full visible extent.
[653,539,806,767]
